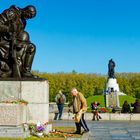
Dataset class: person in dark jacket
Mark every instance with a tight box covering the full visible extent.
[131,99,140,113]
[121,100,131,113]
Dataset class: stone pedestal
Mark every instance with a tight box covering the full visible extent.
[106,91,120,107]
[0,79,49,124]
[0,104,27,125]
[105,78,120,107]
[106,78,119,92]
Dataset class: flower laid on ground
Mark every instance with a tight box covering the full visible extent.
[29,123,81,138]
[99,107,107,113]
[44,121,48,125]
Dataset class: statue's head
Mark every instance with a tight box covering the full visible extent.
[21,5,36,19]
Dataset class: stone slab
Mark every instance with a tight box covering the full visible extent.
[21,80,49,103]
[0,104,27,125]
[109,113,131,120]
[0,80,49,123]
[27,103,49,123]
[0,80,49,104]
[0,126,30,138]
[0,81,21,101]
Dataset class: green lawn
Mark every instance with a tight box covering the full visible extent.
[86,95,105,108]
[86,95,136,109]
[119,95,136,107]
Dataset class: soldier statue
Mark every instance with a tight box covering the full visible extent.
[108,59,115,78]
[0,5,36,78]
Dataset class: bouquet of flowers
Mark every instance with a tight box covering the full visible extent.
[29,122,45,137]
[36,122,45,132]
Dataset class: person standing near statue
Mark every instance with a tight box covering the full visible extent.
[55,90,66,120]
[108,59,115,78]
[69,88,89,134]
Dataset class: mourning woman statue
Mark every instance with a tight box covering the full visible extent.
[108,59,115,78]
[0,5,36,78]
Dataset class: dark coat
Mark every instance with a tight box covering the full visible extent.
[121,104,131,113]
[131,100,140,113]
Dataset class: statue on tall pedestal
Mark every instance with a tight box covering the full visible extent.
[0,5,49,129]
[0,5,36,78]
[108,58,115,78]
[105,59,120,108]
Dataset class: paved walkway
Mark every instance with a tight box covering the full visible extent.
[52,120,140,140]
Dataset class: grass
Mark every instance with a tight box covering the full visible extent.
[28,126,81,139]
[25,136,66,140]
[119,95,136,107]
[86,95,105,108]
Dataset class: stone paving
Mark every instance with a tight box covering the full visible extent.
[52,120,140,140]
[88,121,140,140]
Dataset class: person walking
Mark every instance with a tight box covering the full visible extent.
[69,88,89,134]
[55,90,66,120]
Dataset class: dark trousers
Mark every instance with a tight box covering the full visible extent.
[57,104,64,119]
[75,114,89,133]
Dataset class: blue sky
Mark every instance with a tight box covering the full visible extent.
[1,0,140,74]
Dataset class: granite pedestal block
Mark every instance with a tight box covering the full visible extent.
[0,126,30,138]
[0,79,49,123]
[0,104,27,126]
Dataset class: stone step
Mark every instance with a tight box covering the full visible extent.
[89,137,112,140]
[0,126,30,138]
[0,132,29,138]
[0,129,24,133]
[0,126,24,133]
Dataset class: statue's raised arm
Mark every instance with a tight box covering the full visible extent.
[108,59,115,78]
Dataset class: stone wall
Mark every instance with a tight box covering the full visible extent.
[49,112,140,121]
